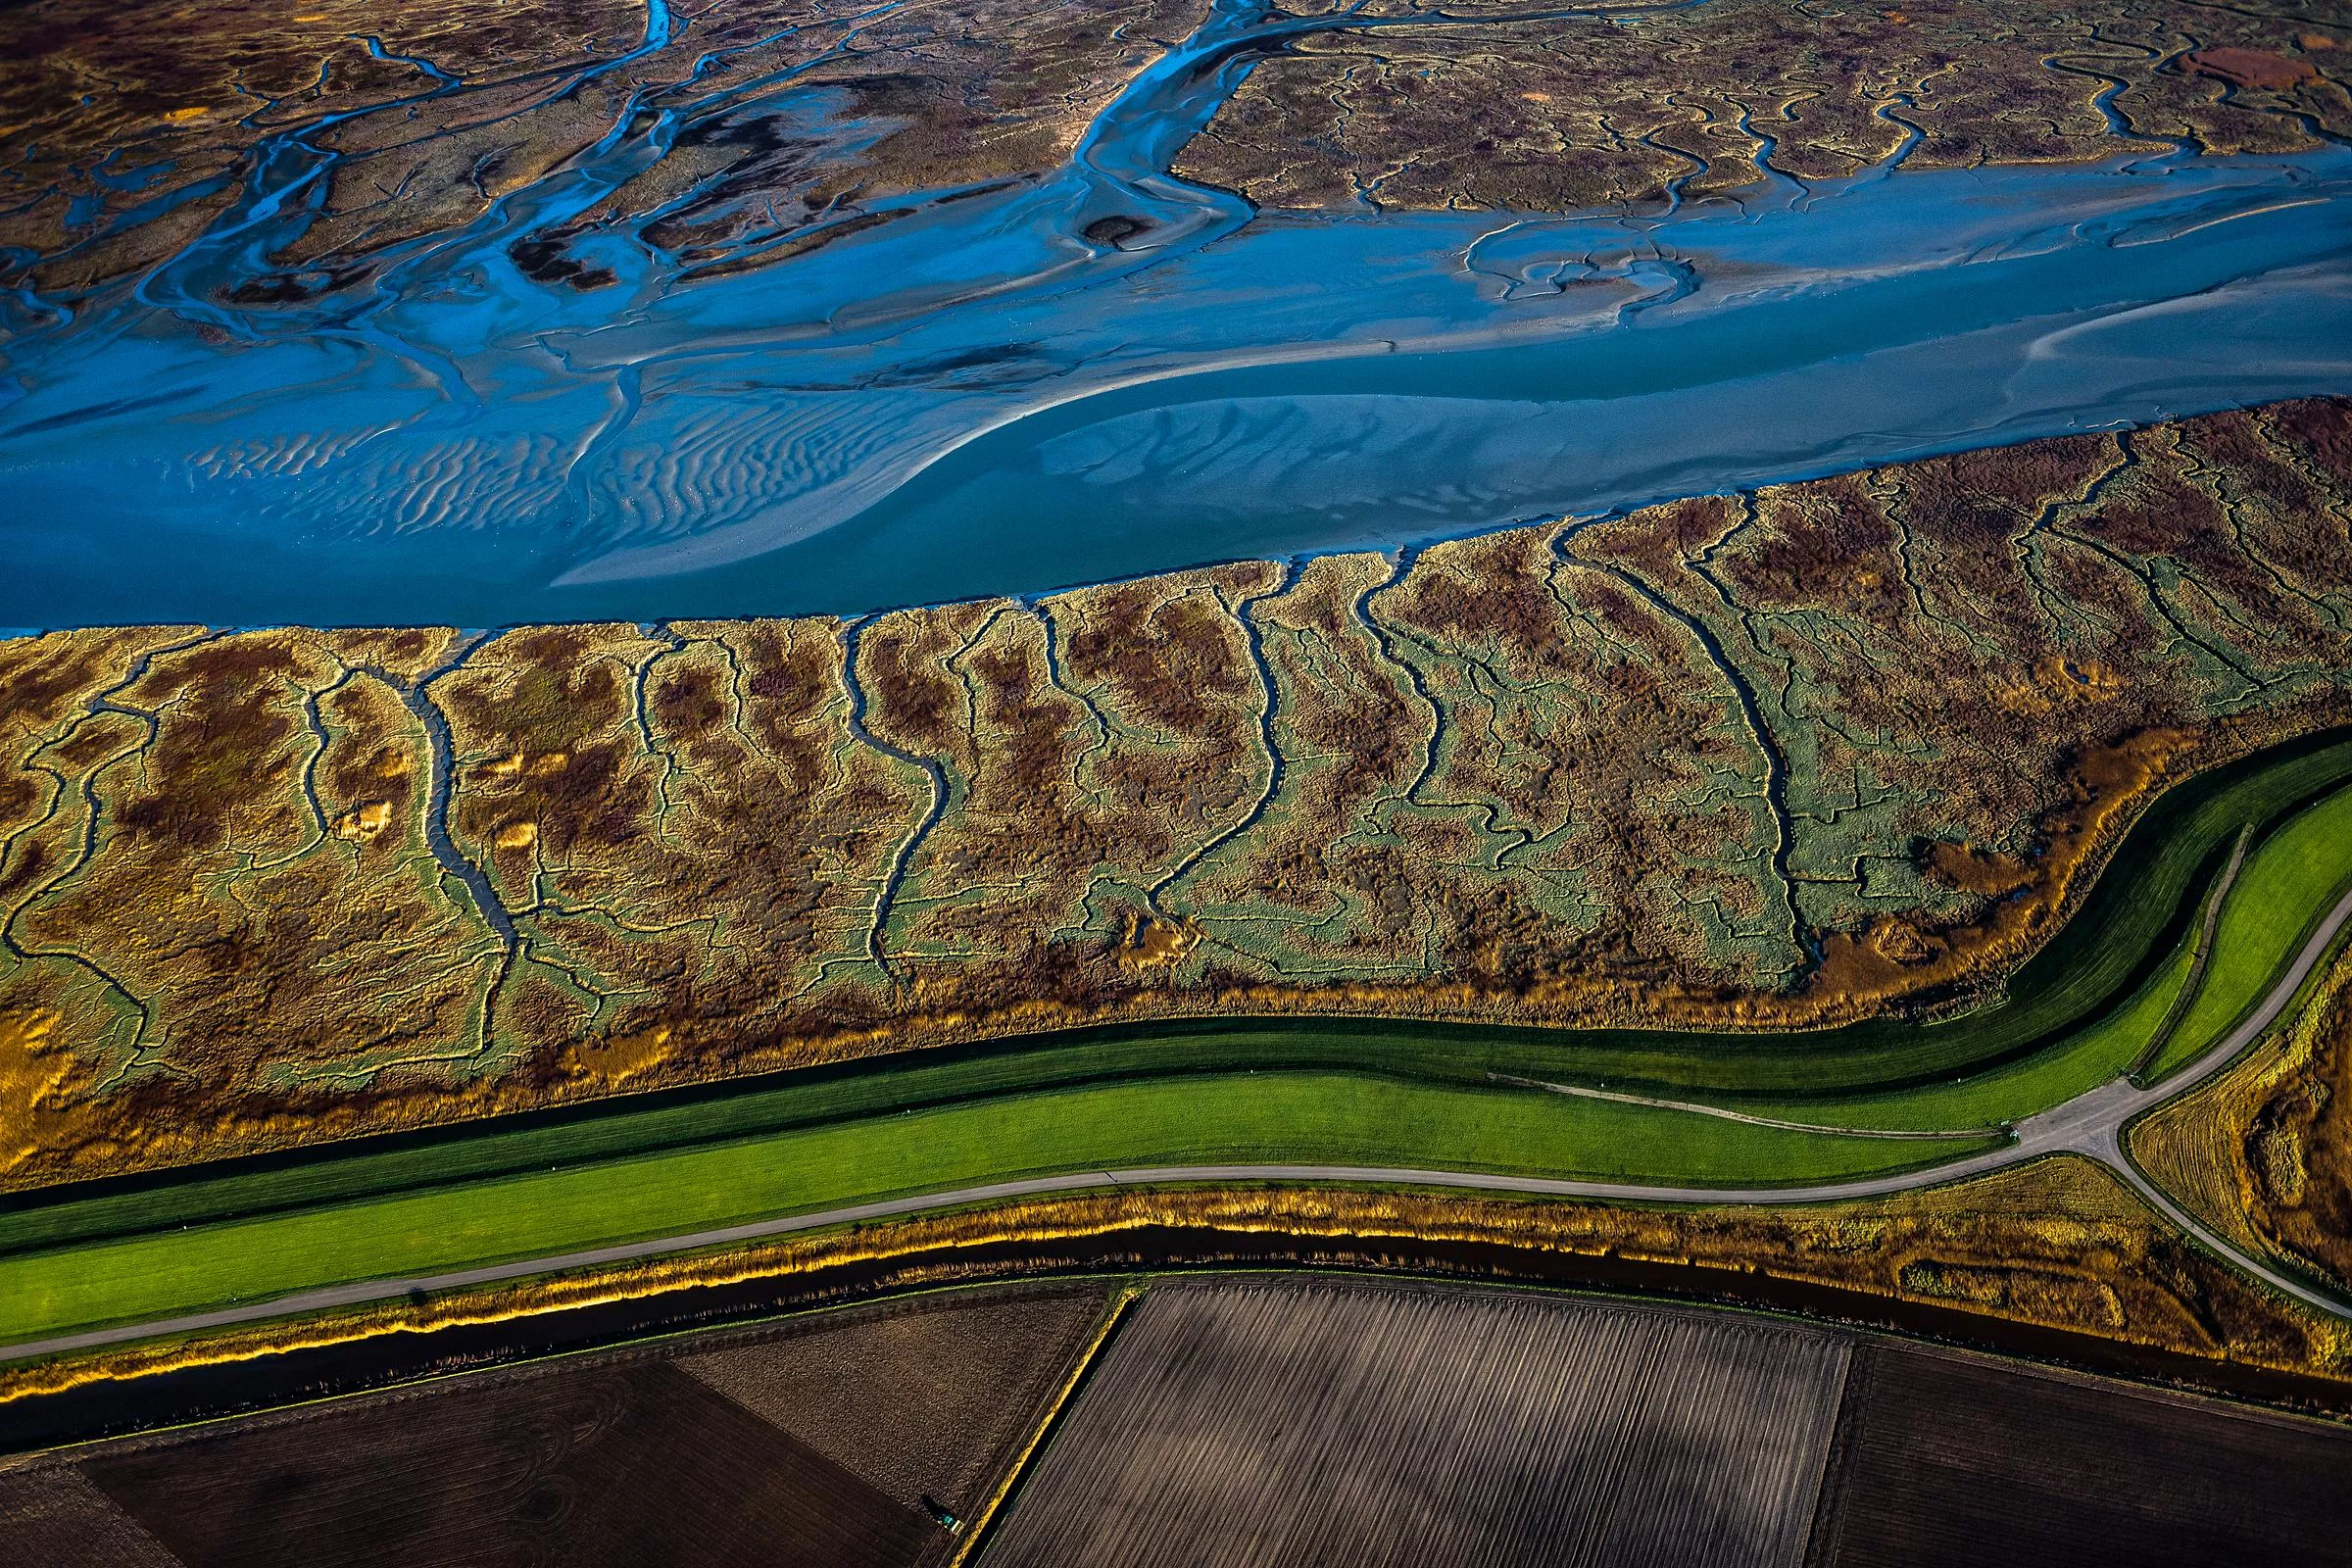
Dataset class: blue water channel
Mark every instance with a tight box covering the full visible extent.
[3,0,2351,626]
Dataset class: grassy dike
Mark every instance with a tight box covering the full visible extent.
[2,734,2350,1350]
[0,1078,1998,1347]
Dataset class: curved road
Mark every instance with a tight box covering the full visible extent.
[7,883,2349,1366]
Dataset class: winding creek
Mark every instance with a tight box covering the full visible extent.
[3,0,2352,625]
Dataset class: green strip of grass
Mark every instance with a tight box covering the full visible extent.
[2138,781,2352,1084]
[0,1073,1996,1346]
[1770,777,2352,1123]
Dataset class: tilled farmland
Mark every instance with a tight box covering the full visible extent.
[1808,1342,2352,1567]
[5,1275,2350,1565]
[979,1279,1853,1568]
[677,1284,1110,1526]
[0,1281,1113,1568]
[974,1277,2352,1568]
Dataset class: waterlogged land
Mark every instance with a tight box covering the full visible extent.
[3,403,2351,1185]
[10,0,2346,302]
[0,0,1214,297]
[1181,0,2352,210]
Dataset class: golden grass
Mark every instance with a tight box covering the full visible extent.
[2133,945,2352,1288]
[947,1287,1136,1567]
[0,1009,74,1178]
[1116,912,1202,972]
[331,801,392,841]
[7,1157,2344,1406]
[570,1021,678,1086]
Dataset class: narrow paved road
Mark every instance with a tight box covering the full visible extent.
[8,882,2349,1366]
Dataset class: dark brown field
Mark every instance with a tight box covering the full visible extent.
[1805,1343,2352,1567]
[8,1277,2349,1561]
[0,1280,1113,1567]
[83,1362,933,1567]
[678,1284,1111,1526]
[980,1278,1853,1568]
[0,1464,178,1564]
[8,403,2352,1190]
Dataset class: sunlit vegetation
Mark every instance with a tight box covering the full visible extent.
[2138,783,2352,1084]
[15,1157,2349,1419]
[2135,944,2352,1296]
[0,1073,1997,1347]
[7,713,2352,1353]
[4,404,2352,1193]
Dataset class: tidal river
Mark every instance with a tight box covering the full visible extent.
[3,0,2351,626]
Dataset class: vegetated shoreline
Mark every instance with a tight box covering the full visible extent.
[2128,927,2352,1304]
[11,0,2352,629]
[4,720,2347,1264]
[11,398,2352,1192]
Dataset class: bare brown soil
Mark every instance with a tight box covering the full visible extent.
[0,1464,179,1565]
[2187,47,2322,92]
[678,1283,1110,1524]
[5,403,2352,1185]
[985,1278,1850,1568]
[70,1360,936,1567]
[0,1281,1128,1566]
[8,1273,2343,1563]
[1808,1341,2352,1566]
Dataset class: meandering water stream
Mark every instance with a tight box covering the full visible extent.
[3,0,2350,626]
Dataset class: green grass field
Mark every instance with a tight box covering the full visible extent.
[0,1074,1995,1345]
[3,732,2351,1351]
